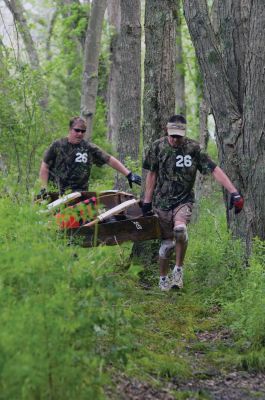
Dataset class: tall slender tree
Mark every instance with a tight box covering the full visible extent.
[81,0,107,138]
[3,0,40,69]
[183,0,265,252]
[143,0,177,152]
[3,0,49,109]
[114,0,141,190]
[133,0,178,264]
[193,96,210,221]
[175,0,186,116]
[106,0,121,145]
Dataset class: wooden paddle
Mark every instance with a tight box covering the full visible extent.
[83,198,140,227]
[46,192,81,211]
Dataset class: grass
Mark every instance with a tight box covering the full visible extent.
[105,189,265,395]
[1,187,265,398]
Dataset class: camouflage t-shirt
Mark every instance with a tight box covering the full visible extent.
[143,137,216,210]
[43,138,110,192]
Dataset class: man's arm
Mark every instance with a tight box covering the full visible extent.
[39,161,49,189]
[107,156,141,187]
[211,166,237,193]
[144,170,157,203]
[212,166,244,213]
[141,170,157,215]
[107,156,130,176]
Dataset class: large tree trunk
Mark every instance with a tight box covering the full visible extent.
[143,0,177,151]
[132,0,177,264]
[81,0,107,139]
[106,0,121,146]
[183,0,265,252]
[114,0,141,191]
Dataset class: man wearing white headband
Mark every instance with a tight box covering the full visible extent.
[142,114,244,291]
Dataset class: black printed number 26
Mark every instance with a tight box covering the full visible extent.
[176,155,192,167]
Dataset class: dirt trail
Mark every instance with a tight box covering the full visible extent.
[108,282,265,399]
[109,328,265,399]
[111,370,265,399]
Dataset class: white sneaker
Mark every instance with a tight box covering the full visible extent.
[171,267,183,289]
[159,276,171,291]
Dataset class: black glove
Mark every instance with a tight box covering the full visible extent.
[229,192,244,214]
[141,202,153,216]
[37,188,48,200]
[126,172,142,188]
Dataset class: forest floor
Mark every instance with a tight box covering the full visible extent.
[106,273,265,400]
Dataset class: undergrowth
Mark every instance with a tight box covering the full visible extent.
[1,188,265,399]
[0,196,136,399]
[112,189,265,390]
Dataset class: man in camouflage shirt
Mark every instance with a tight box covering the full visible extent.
[142,115,244,291]
[39,116,141,194]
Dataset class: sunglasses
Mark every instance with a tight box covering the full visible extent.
[170,135,182,139]
[73,128,86,133]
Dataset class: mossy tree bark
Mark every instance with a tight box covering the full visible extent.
[183,0,265,252]
[132,0,177,265]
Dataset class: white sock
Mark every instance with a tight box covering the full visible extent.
[173,265,183,273]
[160,275,168,281]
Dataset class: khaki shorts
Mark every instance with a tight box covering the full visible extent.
[153,203,193,239]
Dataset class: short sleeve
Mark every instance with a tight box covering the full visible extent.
[43,142,57,167]
[89,142,111,167]
[143,143,159,171]
[197,148,217,175]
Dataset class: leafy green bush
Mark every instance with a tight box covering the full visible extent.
[0,196,135,399]
[223,239,265,350]
[185,196,265,369]
[0,57,51,190]
[186,196,245,305]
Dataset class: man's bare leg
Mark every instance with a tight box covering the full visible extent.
[159,257,170,276]
[175,240,188,267]
[158,239,175,291]
[172,222,188,288]
[174,222,188,267]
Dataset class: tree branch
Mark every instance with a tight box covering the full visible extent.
[46,9,59,60]
[3,0,40,69]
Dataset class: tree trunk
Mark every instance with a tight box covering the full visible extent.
[81,0,107,139]
[3,0,49,109]
[193,96,210,222]
[132,0,177,265]
[175,0,186,116]
[143,0,177,151]
[183,0,265,252]
[106,0,121,146]
[4,0,40,69]
[46,9,58,61]
[211,0,250,113]
[114,0,141,191]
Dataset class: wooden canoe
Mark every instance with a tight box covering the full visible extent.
[44,190,161,247]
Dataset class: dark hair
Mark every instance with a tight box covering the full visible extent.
[69,116,86,128]
[168,115,186,124]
